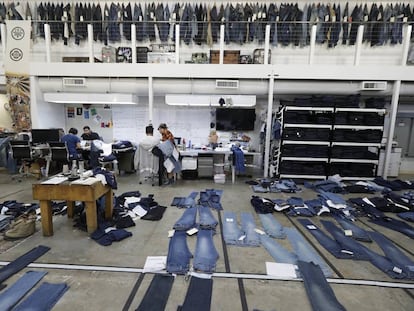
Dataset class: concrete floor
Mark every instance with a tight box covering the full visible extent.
[0,168,413,311]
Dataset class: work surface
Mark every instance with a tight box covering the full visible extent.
[1,170,413,311]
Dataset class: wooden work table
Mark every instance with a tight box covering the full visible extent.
[32,177,113,236]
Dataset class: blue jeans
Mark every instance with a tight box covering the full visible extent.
[369,231,414,278]
[198,206,218,229]
[285,228,333,277]
[13,282,69,311]
[166,230,192,275]
[222,211,244,246]
[173,206,197,231]
[297,219,355,260]
[0,270,47,310]
[332,213,372,242]
[258,213,286,239]
[193,229,219,273]
[240,212,260,246]
[298,261,346,311]
[180,276,213,311]
[259,234,298,265]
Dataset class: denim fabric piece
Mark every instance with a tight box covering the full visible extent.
[193,229,219,273]
[318,190,347,206]
[222,211,244,245]
[322,220,408,279]
[173,207,197,231]
[369,217,414,239]
[297,218,354,259]
[0,271,47,311]
[285,227,333,277]
[13,282,69,311]
[397,211,414,222]
[198,206,218,229]
[258,213,286,239]
[240,212,260,246]
[0,245,50,284]
[136,274,174,311]
[180,277,213,311]
[298,261,346,311]
[369,231,414,278]
[166,230,192,275]
[332,214,372,242]
[259,234,298,265]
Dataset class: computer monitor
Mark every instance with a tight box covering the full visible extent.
[31,129,61,144]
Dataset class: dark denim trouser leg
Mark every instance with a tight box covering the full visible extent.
[180,277,213,311]
[298,261,346,311]
[136,274,174,311]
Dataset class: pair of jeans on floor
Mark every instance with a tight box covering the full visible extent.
[173,205,218,231]
[222,211,260,246]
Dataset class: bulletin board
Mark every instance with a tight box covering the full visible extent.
[64,104,114,142]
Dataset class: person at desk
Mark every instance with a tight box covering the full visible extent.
[81,126,100,141]
[61,127,81,160]
[208,130,219,149]
[141,125,160,150]
[157,123,178,185]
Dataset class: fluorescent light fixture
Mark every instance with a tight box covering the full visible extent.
[165,94,256,107]
[44,93,138,105]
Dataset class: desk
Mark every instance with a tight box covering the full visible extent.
[32,178,113,236]
[180,149,261,183]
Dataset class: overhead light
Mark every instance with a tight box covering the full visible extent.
[165,94,256,107]
[43,93,138,105]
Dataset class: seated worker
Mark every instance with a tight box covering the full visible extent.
[141,125,160,150]
[208,130,219,149]
[138,125,160,177]
[80,126,100,167]
[61,127,81,161]
[81,126,100,141]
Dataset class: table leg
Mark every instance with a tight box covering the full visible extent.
[104,190,113,220]
[39,200,53,236]
[232,165,235,184]
[66,201,75,218]
[84,201,97,234]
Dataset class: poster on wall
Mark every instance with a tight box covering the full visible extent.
[4,20,32,132]
[67,107,75,118]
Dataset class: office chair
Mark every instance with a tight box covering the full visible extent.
[48,142,70,174]
[9,140,37,181]
[138,144,159,186]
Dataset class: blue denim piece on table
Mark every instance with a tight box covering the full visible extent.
[13,282,69,311]
[222,211,244,245]
[0,270,47,311]
[258,213,286,239]
[285,227,333,277]
[193,229,219,273]
[180,276,213,311]
[166,230,192,275]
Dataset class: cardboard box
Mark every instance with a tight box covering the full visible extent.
[210,50,240,64]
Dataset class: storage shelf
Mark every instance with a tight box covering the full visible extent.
[282,140,330,145]
[284,123,332,129]
[330,158,379,164]
[331,142,382,147]
[335,108,386,113]
[282,157,329,162]
[333,125,383,130]
[284,106,334,112]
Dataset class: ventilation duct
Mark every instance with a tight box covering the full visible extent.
[215,79,239,89]
[360,81,388,91]
[62,77,86,87]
